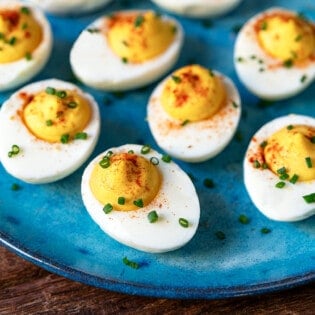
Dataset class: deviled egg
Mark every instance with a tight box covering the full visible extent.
[234,7,315,100]
[150,0,243,18]
[24,0,113,15]
[0,1,52,91]
[81,144,200,253]
[0,79,100,184]
[147,64,241,162]
[70,10,183,91]
[244,114,315,221]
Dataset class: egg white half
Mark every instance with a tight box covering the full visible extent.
[0,1,53,92]
[0,79,101,184]
[24,0,113,15]
[81,144,200,253]
[147,70,241,162]
[150,0,243,18]
[244,114,315,222]
[70,11,184,91]
[234,7,315,100]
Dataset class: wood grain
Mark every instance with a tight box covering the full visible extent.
[0,246,314,314]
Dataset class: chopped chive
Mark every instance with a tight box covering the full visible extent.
[237,57,244,62]
[262,162,269,169]
[300,74,307,83]
[181,119,190,126]
[253,160,261,168]
[295,34,302,42]
[103,203,113,214]
[310,136,315,144]
[171,75,181,83]
[260,140,268,148]
[289,174,299,184]
[232,101,239,108]
[122,57,128,64]
[150,157,159,165]
[123,256,139,269]
[60,134,70,144]
[99,156,110,168]
[87,28,100,33]
[56,90,67,98]
[238,214,250,224]
[25,52,32,61]
[46,119,53,126]
[128,149,134,154]
[261,227,271,234]
[74,132,87,140]
[261,20,268,30]
[148,210,158,223]
[45,87,56,95]
[133,199,144,208]
[208,69,214,77]
[68,101,77,108]
[8,37,16,45]
[305,157,312,168]
[8,144,20,158]
[283,59,294,68]
[22,22,28,30]
[179,218,189,228]
[11,183,20,191]
[215,231,226,240]
[134,15,144,28]
[275,181,286,188]
[302,193,315,203]
[106,150,113,158]
[118,196,125,205]
[21,7,30,15]
[0,32,4,39]
[140,145,151,154]
[277,167,287,175]
[287,125,294,130]
[161,154,171,163]
[279,173,289,180]
[203,178,215,188]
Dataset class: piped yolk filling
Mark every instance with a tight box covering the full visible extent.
[264,125,315,182]
[22,88,91,143]
[0,7,42,63]
[161,64,226,122]
[106,11,176,63]
[90,153,161,211]
[256,12,315,64]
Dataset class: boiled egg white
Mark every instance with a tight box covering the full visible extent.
[150,0,243,18]
[24,0,113,15]
[0,79,100,184]
[70,10,183,91]
[147,64,241,163]
[81,144,200,253]
[244,114,315,222]
[234,7,315,100]
[0,1,52,92]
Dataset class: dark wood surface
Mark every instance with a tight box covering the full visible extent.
[1,246,314,314]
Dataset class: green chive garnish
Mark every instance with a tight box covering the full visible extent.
[283,59,294,68]
[179,218,189,228]
[45,87,56,95]
[300,74,307,83]
[74,132,87,140]
[261,21,268,30]
[287,125,294,130]
[253,160,261,168]
[8,144,20,158]
[305,157,312,168]
[21,7,30,15]
[133,199,144,208]
[8,37,16,46]
[279,173,289,180]
[289,174,299,184]
[260,140,268,148]
[141,145,151,154]
[11,183,20,191]
[25,52,32,61]
[128,150,134,154]
[122,57,128,64]
[261,227,271,234]
[68,101,77,108]
[87,28,100,33]
[148,210,158,223]
[311,136,315,144]
[232,101,239,108]
[123,256,139,269]
[118,197,125,205]
[99,156,110,168]
[277,167,287,175]
[103,203,113,214]
[171,75,181,83]
[134,15,144,28]
[150,157,159,165]
[181,119,190,126]
[302,193,315,203]
[275,181,286,188]
[56,90,67,98]
[60,134,70,144]
[238,214,250,224]
[215,231,226,240]
[46,119,53,126]
[161,154,171,163]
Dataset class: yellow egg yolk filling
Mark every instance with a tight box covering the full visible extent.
[256,13,315,64]
[161,65,226,122]
[264,125,315,182]
[0,7,42,63]
[90,152,161,211]
[107,11,176,63]
[22,88,91,143]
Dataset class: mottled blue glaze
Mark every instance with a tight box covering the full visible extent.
[0,0,314,299]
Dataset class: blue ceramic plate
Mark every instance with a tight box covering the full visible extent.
[0,0,314,299]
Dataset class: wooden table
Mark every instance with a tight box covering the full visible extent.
[1,246,314,314]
